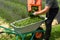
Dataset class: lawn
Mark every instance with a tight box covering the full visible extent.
[50,24,60,40]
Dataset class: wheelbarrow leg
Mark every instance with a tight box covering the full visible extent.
[16,35,19,40]
[22,34,26,40]
[20,34,26,40]
[30,33,35,40]
[16,34,25,40]
[22,36,25,40]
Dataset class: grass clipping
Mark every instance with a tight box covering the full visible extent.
[14,17,43,28]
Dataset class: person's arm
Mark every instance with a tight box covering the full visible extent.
[33,6,50,15]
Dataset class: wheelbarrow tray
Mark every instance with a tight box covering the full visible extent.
[10,17,45,34]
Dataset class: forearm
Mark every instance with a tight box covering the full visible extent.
[35,6,50,15]
[38,8,48,14]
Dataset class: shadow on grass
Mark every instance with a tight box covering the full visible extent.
[50,31,60,40]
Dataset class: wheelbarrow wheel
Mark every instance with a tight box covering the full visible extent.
[33,27,44,40]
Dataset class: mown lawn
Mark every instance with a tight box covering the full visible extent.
[50,24,60,40]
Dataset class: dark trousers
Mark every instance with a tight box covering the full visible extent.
[44,7,59,40]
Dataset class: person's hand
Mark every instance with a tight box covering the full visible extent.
[33,12,40,16]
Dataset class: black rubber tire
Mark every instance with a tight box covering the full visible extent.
[32,27,44,40]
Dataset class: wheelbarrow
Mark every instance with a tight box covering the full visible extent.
[10,16,46,40]
[0,16,46,40]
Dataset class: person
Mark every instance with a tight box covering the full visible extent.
[33,0,59,40]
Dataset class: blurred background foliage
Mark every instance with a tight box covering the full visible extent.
[0,0,60,23]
